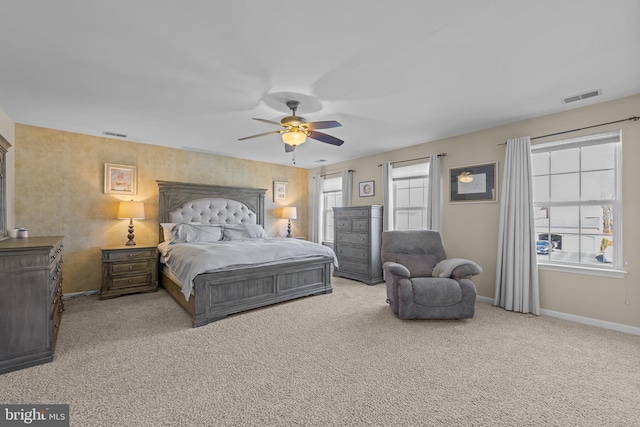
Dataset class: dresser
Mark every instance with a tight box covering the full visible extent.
[0,236,64,375]
[333,206,383,285]
[100,245,158,299]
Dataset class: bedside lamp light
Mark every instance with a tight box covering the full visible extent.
[281,206,297,238]
[118,200,145,246]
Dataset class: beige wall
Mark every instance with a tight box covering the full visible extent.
[310,94,640,328]
[14,125,308,294]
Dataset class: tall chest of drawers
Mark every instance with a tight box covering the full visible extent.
[333,206,383,285]
[0,236,64,375]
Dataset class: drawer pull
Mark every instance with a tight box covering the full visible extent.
[128,279,132,284]
[128,266,133,270]
[129,253,134,257]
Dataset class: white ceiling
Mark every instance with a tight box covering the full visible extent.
[1,1,639,169]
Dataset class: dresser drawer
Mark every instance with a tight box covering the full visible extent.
[352,219,369,231]
[104,248,155,261]
[335,208,370,218]
[336,233,369,246]
[108,260,153,275]
[335,244,369,262]
[336,219,351,231]
[337,260,370,275]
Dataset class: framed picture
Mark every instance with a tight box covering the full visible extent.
[359,180,375,197]
[449,162,498,203]
[104,163,137,195]
[273,181,288,202]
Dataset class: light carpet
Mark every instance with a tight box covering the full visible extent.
[1,277,639,426]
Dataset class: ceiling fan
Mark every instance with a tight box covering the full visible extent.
[238,100,344,154]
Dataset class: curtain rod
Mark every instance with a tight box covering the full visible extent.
[497,116,640,146]
[377,153,447,167]
[315,169,355,178]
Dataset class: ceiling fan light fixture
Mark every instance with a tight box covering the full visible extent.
[282,130,307,146]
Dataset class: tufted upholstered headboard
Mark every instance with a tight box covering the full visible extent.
[157,181,267,242]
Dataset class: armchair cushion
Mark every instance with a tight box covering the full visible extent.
[432,258,483,279]
[409,277,463,307]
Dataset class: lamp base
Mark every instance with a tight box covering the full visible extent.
[126,221,137,246]
[286,220,292,238]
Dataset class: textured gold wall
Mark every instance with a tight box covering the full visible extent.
[14,124,308,294]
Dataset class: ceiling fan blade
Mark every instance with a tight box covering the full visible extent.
[252,118,283,126]
[238,130,281,141]
[303,120,342,130]
[307,130,344,146]
[284,143,295,153]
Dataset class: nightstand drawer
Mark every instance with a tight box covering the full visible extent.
[109,260,153,275]
[103,248,155,261]
[109,274,152,289]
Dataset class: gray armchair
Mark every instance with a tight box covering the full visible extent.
[381,230,482,320]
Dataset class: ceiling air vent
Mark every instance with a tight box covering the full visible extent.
[103,131,127,138]
[562,89,602,104]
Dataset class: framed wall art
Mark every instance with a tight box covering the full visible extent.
[273,181,288,202]
[104,163,137,195]
[359,180,375,197]
[449,162,498,203]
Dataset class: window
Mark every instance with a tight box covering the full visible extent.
[531,130,622,271]
[322,176,342,242]
[392,162,429,230]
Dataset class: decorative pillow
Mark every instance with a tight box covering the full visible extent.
[173,224,223,243]
[432,258,481,278]
[160,223,179,242]
[223,224,267,240]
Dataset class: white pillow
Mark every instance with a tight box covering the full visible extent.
[223,224,267,240]
[173,224,223,243]
[160,223,179,242]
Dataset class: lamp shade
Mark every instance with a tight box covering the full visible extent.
[282,131,307,146]
[281,206,297,220]
[118,201,145,219]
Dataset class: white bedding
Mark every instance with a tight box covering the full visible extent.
[158,238,338,300]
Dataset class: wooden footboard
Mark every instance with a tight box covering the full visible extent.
[161,256,333,327]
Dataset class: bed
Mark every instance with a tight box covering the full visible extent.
[157,180,335,327]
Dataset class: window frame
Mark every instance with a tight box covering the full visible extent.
[531,130,624,277]
[321,176,342,243]
[391,162,429,230]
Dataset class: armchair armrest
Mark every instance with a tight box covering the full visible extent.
[433,258,482,279]
[382,262,410,278]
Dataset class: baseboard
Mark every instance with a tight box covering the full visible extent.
[476,295,640,336]
[62,290,99,300]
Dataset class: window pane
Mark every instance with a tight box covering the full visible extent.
[409,187,425,207]
[396,188,409,206]
[582,144,614,171]
[549,205,579,234]
[550,173,579,201]
[581,170,614,201]
[533,176,549,202]
[550,148,579,174]
[531,152,549,175]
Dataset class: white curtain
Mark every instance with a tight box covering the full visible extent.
[312,173,324,244]
[341,169,353,207]
[494,136,540,315]
[426,152,441,231]
[382,161,394,231]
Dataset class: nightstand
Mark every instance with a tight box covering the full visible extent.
[100,245,158,299]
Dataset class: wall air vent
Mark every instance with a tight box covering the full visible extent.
[103,131,127,138]
[562,89,602,104]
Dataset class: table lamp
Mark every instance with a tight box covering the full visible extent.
[118,200,145,246]
[281,206,297,238]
